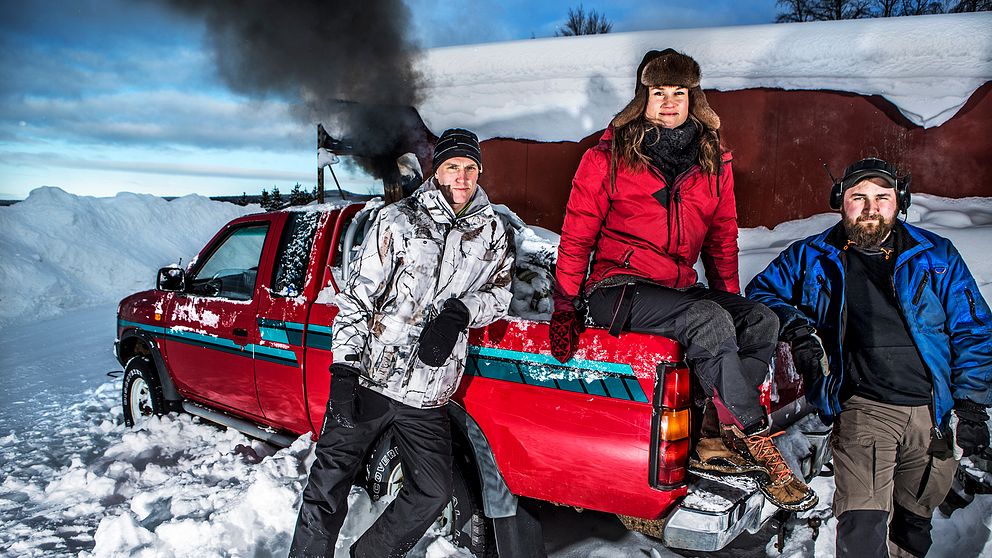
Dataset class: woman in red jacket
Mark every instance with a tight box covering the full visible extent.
[550,49,815,511]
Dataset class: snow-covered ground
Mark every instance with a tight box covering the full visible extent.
[418,13,992,139]
[1,188,991,557]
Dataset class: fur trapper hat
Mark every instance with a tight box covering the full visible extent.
[611,48,721,131]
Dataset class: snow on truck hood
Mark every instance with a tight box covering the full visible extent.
[417,12,992,140]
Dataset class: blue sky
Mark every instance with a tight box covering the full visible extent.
[0,0,777,199]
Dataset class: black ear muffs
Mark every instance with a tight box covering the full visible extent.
[829,157,911,213]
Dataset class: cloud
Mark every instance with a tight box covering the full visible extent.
[1,151,312,182]
[1,90,308,151]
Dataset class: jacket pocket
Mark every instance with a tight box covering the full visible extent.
[912,271,930,305]
[371,313,417,345]
[813,274,832,319]
[363,340,417,387]
[965,288,987,325]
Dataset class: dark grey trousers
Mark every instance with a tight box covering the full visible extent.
[588,283,779,432]
[289,386,453,558]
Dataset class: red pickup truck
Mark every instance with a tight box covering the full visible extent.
[114,201,831,556]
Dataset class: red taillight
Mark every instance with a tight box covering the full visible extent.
[654,364,691,488]
[661,365,691,408]
[657,438,689,485]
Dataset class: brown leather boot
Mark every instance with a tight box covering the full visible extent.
[688,436,771,485]
[722,424,818,512]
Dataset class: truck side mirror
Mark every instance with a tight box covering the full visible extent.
[157,267,186,291]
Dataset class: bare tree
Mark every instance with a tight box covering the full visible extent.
[777,0,819,21]
[899,0,946,14]
[874,0,902,16]
[815,0,874,19]
[556,5,613,36]
[777,0,875,20]
[949,0,992,11]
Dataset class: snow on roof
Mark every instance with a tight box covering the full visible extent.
[417,13,992,141]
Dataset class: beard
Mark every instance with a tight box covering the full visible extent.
[843,212,895,249]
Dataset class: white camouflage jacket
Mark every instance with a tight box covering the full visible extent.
[332,180,514,408]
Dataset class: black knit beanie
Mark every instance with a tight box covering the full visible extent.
[432,128,483,172]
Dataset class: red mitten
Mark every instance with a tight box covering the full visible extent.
[549,310,581,363]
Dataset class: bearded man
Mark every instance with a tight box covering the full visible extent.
[746,157,991,558]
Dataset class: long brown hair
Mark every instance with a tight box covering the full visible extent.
[610,113,724,189]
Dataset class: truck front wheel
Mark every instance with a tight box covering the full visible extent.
[364,442,496,557]
[122,356,166,427]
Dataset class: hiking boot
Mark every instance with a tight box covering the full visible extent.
[722,424,819,512]
[688,436,772,485]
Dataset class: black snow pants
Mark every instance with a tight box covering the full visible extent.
[289,385,453,558]
[588,283,778,432]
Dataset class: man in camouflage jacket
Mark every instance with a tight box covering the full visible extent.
[290,128,514,558]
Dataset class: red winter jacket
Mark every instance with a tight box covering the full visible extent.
[555,127,740,304]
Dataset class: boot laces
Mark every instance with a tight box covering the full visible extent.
[747,431,793,484]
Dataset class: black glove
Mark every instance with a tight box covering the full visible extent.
[784,324,829,386]
[418,298,471,367]
[329,362,360,428]
[954,399,990,458]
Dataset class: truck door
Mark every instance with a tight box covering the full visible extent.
[163,219,272,417]
[299,203,371,432]
[255,210,329,434]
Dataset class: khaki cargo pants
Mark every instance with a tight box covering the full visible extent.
[832,395,957,557]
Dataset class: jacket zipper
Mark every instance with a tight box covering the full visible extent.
[670,168,693,287]
[911,271,929,305]
[965,288,986,325]
[889,258,942,431]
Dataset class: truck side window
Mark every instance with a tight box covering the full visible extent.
[271,211,320,297]
[189,224,269,300]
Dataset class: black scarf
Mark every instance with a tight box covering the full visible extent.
[642,120,699,187]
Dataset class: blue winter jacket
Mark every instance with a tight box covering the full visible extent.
[746,221,992,428]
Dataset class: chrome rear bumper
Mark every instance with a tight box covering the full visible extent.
[660,426,832,552]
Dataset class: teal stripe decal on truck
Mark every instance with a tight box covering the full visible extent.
[466,346,648,403]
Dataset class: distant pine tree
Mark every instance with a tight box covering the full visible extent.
[289,182,311,206]
[260,189,271,210]
[271,186,284,209]
[238,192,249,206]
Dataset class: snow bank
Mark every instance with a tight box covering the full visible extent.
[418,12,992,139]
[0,187,256,327]
[0,369,475,558]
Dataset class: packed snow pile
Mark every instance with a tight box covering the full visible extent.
[0,187,256,327]
[418,12,992,139]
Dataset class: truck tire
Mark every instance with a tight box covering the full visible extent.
[122,356,166,427]
[364,440,497,557]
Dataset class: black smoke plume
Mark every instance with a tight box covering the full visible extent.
[162,0,432,178]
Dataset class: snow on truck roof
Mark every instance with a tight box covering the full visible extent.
[416,12,992,141]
